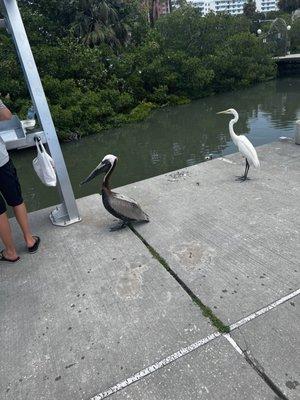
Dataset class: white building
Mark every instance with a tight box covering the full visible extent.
[188,0,278,15]
[256,0,278,13]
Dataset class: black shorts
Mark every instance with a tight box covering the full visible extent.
[0,159,23,215]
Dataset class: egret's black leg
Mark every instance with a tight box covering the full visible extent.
[236,159,250,181]
[244,159,250,180]
[110,221,128,231]
[239,159,250,181]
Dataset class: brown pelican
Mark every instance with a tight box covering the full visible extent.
[218,108,260,181]
[81,155,149,230]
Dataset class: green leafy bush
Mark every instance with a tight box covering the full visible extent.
[127,102,157,122]
[206,33,277,92]
[0,4,277,140]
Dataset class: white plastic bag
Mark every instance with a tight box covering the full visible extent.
[33,140,57,187]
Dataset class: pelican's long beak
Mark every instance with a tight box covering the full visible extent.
[80,161,108,185]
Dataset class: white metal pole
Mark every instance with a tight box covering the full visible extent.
[1,0,81,226]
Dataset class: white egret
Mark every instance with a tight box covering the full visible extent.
[218,108,260,181]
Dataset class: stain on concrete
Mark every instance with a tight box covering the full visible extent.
[172,242,214,269]
[167,170,190,182]
[285,380,299,390]
[116,263,148,300]
[55,376,61,381]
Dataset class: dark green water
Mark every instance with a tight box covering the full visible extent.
[10,77,300,212]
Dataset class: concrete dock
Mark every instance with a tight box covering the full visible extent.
[0,140,299,400]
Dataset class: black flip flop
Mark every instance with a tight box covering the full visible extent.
[28,236,40,254]
[0,250,20,263]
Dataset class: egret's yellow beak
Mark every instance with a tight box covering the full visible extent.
[217,110,228,114]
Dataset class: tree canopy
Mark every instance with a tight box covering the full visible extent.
[0,2,277,140]
[243,1,256,19]
[278,0,300,12]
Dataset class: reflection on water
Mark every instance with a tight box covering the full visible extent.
[10,77,300,212]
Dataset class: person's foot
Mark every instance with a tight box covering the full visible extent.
[25,234,37,248]
[27,236,40,254]
[0,250,20,262]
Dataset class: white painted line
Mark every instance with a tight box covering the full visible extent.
[88,288,300,400]
[224,334,244,356]
[89,331,221,400]
[229,288,300,331]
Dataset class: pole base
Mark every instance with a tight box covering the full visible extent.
[49,204,82,227]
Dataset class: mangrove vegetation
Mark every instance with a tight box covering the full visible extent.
[0,1,296,140]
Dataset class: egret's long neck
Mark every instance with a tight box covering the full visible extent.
[103,162,116,190]
[229,113,239,143]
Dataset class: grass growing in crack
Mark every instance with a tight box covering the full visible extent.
[192,299,230,333]
[130,225,230,334]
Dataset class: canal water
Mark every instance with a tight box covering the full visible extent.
[10,77,300,212]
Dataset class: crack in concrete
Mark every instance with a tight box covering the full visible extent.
[90,288,299,400]
[130,225,298,400]
[129,225,230,333]
[224,334,290,400]
[243,350,289,400]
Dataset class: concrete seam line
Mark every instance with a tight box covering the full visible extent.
[88,331,221,400]
[88,289,300,400]
[224,334,289,400]
[229,288,300,331]
[129,225,230,333]
[223,333,244,355]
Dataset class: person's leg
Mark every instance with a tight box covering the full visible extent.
[0,159,39,250]
[0,191,18,260]
[13,203,36,248]
[0,211,19,260]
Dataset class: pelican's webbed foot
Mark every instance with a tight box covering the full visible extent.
[109,221,128,231]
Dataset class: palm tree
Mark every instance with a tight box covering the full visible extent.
[72,0,129,47]
[147,0,170,27]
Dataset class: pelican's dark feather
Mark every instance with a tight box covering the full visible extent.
[104,190,149,222]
